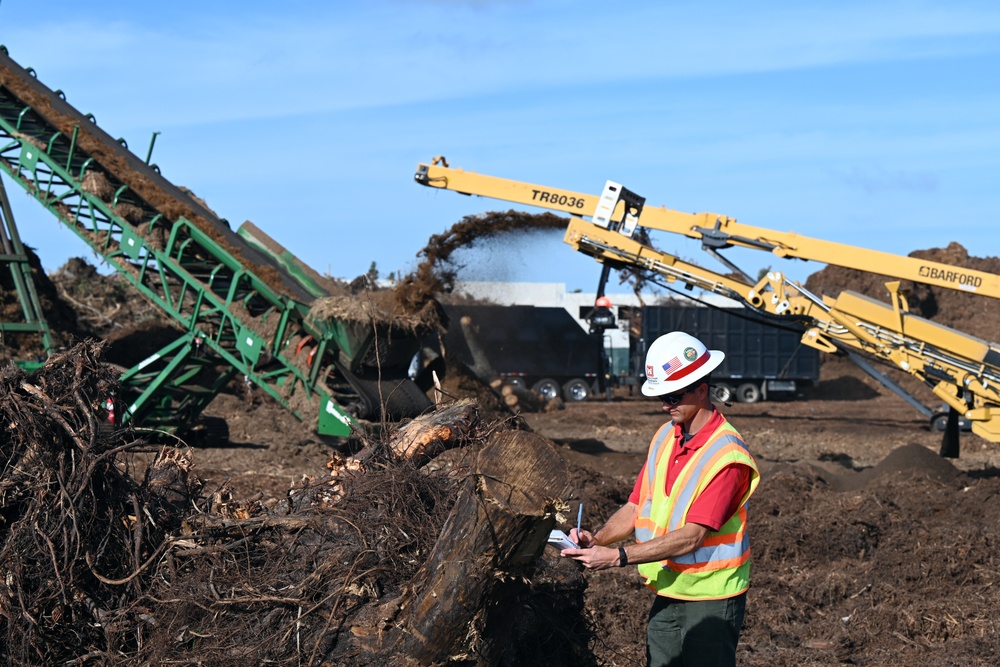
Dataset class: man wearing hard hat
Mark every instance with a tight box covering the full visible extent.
[563,331,759,667]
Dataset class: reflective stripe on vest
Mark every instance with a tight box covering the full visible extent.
[635,419,759,600]
[634,422,674,543]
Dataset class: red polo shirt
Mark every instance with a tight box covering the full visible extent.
[628,408,750,532]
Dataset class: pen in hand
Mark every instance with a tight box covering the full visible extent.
[577,503,583,542]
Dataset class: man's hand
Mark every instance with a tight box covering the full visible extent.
[568,527,594,548]
[560,545,621,570]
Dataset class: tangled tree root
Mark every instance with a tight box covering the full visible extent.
[0,342,589,666]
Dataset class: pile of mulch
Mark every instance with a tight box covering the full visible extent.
[307,291,442,335]
[49,257,166,341]
[0,246,79,362]
[740,447,1000,666]
[1,252,179,369]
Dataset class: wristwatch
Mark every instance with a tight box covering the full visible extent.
[618,546,629,567]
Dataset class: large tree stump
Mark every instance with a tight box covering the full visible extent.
[387,430,570,663]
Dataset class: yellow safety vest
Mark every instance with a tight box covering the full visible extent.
[635,419,759,600]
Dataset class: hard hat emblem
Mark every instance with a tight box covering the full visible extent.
[683,347,698,361]
[645,364,655,378]
[661,357,681,374]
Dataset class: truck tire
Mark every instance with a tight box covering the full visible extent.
[532,378,561,401]
[352,377,433,421]
[562,378,591,402]
[504,377,527,390]
[382,378,434,420]
[713,382,734,403]
[931,413,949,432]
[736,382,762,404]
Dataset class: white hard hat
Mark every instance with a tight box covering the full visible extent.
[640,331,725,397]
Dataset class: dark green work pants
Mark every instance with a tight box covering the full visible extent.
[646,592,746,667]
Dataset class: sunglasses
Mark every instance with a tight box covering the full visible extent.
[660,387,694,406]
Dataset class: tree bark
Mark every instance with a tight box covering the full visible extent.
[387,430,570,663]
[385,400,481,465]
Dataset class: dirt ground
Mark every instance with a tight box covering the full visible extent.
[179,352,1000,667]
[8,246,1000,664]
[8,241,1000,664]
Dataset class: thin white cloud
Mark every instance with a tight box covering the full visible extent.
[836,167,940,195]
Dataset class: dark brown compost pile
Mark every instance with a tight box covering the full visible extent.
[0,246,79,363]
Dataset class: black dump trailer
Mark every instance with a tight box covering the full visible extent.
[439,304,603,402]
[636,305,820,403]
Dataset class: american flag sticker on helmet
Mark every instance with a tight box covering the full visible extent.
[661,357,681,374]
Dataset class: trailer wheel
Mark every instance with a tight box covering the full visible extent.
[532,378,561,401]
[736,382,762,404]
[352,377,432,420]
[504,377,527,390]
[381,378,434,420]
[713,382,734,403]
[562,378,591,402]
[931,413,949,432]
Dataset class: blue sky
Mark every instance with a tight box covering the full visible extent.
[1,1,999,293]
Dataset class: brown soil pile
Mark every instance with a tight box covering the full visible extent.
[804,242,1000,342]
[0,246,79,362]
[50,257,167,337]
[744,447,1000,666]
[3,253,229,408]
[1,254,181,370]
[3,252,176,331]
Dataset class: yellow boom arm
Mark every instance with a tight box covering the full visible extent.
[415,161,1000,299]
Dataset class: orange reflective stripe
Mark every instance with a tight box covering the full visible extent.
[634,516,660,535]
[667,552,750,574]
[701,527,744,547]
